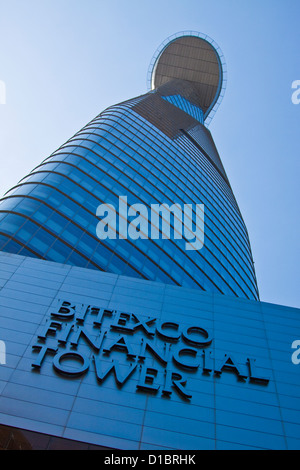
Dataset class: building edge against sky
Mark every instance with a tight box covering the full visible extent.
[0,32,299,450]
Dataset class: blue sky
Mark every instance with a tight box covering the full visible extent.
[0,0,299,308]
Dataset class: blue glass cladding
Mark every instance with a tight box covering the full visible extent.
[0,92,258,300]
[0,252,299,450]
[162,95,204,123]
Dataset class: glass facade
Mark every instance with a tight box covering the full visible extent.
[0,251,298,450]
[0,32,298,451]
[0,33,259,301]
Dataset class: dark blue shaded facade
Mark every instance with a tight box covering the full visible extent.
[0,252,299,450]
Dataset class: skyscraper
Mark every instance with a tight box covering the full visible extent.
[0,32,299,451]
[0,32,258,301]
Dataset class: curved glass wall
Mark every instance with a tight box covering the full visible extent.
[0,91,259,300]
[0,33,259,301]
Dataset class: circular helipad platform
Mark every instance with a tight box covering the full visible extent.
[148,32,226,123]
